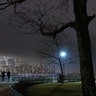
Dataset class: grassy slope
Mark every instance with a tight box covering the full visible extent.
[28,82,82,96]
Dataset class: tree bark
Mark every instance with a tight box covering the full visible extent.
[73,0,96,96]
[76,25,96,96]
[58,58,64,83]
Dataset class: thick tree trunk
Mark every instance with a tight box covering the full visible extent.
[73,0,96,96]
[76,26,96,96]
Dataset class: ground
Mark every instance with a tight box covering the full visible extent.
[28,82,82,96]
[0,83,11,96]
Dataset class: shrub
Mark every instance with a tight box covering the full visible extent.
[14,79,37,96]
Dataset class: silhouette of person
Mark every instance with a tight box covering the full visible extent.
[7,70,11,81]
[1,70,5,81]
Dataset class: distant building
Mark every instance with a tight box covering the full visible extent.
[0,56,56,74]
[32,63,55,74]
[0,56,16,73]
[15,61,55,74]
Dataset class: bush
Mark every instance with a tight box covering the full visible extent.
[13,76,52,96]
[14,79,40,96]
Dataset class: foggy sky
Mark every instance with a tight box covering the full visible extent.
[0,0,96,74]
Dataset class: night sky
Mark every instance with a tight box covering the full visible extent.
[0,0,96,74]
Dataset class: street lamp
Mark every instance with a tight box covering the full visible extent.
[59,51,66,82]
[60,51,66,58]
[60,51,66,73]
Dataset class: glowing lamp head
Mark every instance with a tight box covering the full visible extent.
[60,51,66,57]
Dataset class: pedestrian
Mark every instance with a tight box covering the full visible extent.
[7,70,11,81]
[1,70,5,81]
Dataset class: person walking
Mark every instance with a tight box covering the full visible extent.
[7,70,11,81]
[1,70,5,81]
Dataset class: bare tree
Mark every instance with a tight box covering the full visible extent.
[0,0,96,96]
[0,0,25,11]
[37,34,77,82]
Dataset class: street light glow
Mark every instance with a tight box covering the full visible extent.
[60,51,66,57]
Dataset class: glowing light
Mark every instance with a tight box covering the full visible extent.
[60,51,66,57]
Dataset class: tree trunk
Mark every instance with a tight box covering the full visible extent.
[76,26,96,96]
[73,0,96,96]
[58,58,64,83]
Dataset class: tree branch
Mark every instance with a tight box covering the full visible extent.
[0,0,25,10]
[39,51,59,60]
[87,14,96,24]
[41,22,75,36]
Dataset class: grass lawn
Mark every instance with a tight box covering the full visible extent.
[28,82,82,96]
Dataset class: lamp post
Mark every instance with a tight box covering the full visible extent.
[59,51,66,82]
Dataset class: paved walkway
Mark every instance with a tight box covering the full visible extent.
[0,83,11,96]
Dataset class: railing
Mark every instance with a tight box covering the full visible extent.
[10,84,23,96]
[11,74,58,82]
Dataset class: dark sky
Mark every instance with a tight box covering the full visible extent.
[0,24,38,58]
[0,0,96,74]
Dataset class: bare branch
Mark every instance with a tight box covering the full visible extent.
[0,0,25,10]
[87,14,96,24]
[39,51,59,60]
[41,22,75,36]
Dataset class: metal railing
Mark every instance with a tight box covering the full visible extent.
[10,74,58,83]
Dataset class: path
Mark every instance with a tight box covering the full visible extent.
[0,83,11,96]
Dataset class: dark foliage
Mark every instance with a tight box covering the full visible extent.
[14,79,41,96]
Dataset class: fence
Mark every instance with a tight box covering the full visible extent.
[11,74,58,82]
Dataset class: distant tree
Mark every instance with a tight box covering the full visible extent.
[37,34,77,82]
[0,0,96,96]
